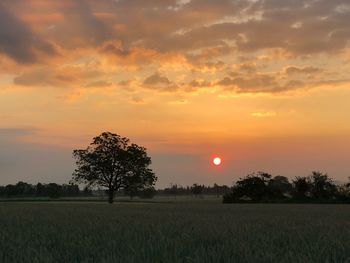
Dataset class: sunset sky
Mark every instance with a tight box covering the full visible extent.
[1,0,350,187]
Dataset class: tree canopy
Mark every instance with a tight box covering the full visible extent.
[72,132,156,203]
[223,171,348,203]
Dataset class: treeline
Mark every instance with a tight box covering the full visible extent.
[157,184,230,197]
[223,171,350,203]
[0,182,92,198]
[0,181,230,200]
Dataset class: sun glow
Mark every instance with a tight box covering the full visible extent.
[213,157,222,166]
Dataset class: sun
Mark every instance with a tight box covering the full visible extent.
[213,157,222,166]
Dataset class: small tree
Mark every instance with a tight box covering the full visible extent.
[72,132,157,203]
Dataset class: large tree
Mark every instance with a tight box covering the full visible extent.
[72,132,156,203]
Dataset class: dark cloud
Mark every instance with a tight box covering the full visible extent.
[101,43,131,57]
[217,74,305,93]
[218,75,277,92]
[13,67,106,88]
[143,73,172,86]
[3,0,350,94]
[143,73,178,92]
[188,80,213,88]
[0,5,57,64]
[4,0,350,61]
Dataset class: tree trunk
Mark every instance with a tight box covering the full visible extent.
[108,188,114,204]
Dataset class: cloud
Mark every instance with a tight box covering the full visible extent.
[2,0,350,95]
[217,74,306,93]
[217,74,278,92]
[284,66,323,75]
[143,72,179,92]
[100,42,131,58]
[143,73,172,86]
[0,5,57,64]
[13,66,106,88]
[13,69,54,86]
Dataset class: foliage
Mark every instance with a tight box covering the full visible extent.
[268,176,292,198]
[309,171,337,199]
[224,172,273,202]
[224,171,350,203]
[0,182,82,198]
[292,176,312,199]
[46,183,62,199]
[72,132,156,203]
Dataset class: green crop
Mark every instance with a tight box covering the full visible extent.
[0,202,349,262]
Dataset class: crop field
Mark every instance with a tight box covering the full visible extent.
[0,200,349,263]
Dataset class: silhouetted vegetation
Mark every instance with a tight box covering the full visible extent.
[138,186,157,199]
[0,182,231,200]
[0,182,89,198]
[191,184,204,197]
[223,171,350,203]
[157,184,230,198]
[72,132,156,203]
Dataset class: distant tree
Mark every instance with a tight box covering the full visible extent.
[36,183,45,197]
[223,172,293,203]
[4,182,35,197]
[62,184,80,196]
[292,176,311,199]
[82,186,93,196]
[213,183,220,197]
[72,132,156,203]
[309,171,337,199]
[138,186,157,199]
[0,186,5,197]
[268,176,292,199]
[191,184,203,197]
[235,172,272,201]
[168,184,179,198]
[47,183,62,199]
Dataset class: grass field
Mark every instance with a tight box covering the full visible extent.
[0,200,349,263]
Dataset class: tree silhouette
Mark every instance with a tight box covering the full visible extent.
[236,172,271,201]
[292,176,311,199]
[191,184,203,197]
[268,176,292,199]
[309,171,337,199]
[72,132,156,203]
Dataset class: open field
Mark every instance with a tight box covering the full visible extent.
[0,201,349,263]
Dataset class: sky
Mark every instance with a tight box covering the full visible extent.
[0,0,350,188]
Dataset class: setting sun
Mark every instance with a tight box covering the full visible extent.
[213,157,222,166]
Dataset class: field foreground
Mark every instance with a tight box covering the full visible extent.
[0,201,349,263]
